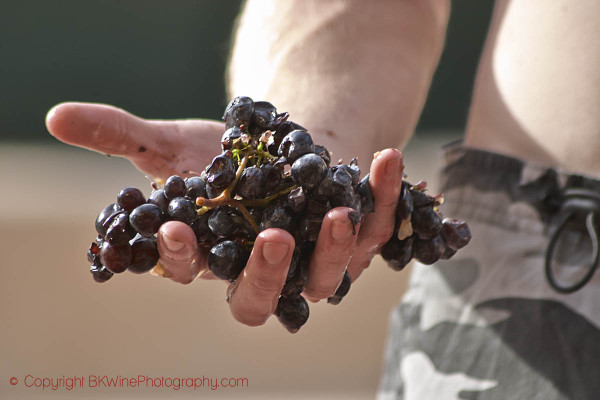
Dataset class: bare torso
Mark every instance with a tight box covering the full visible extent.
[466,0,600,177]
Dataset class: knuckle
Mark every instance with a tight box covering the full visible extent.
[248,275,282,302]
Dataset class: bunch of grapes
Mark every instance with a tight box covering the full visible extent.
[86,96,471,333]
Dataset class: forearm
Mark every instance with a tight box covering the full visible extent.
[227,0,450,165]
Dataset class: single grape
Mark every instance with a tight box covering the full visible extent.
[167,197,197,225]
[129,236,159,274]
[185,176,207,199]
[223,96,254,129]
[117,187,146,212]
[164,176,186,200]
[129,203,164,237]
[314,144,331,167]
[278,130,315,164]
[327,270,351,305]
[441,218,472,250]
[235,166,265,199]
[287,187,306,212]
[90,263,114,283]
[249,101,285,134]
[396,181,413,219]
[413,235,443,265]
[275,295,310,333]
[291,153,328,190]
[191,213,215,243]
[221,126,243,150]
[100,241,132,273]
[95,203,119,237]
[356,174,375,214]
[260,202,296,233]
[105,211,136,245]
[411,205,442,240]
[208,240,246,282]
[205,154,235,189]
[208,208,240,238]
[381,235,414,271]
[148,189,170,212]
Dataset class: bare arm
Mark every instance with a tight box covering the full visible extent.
[227,0,451,165]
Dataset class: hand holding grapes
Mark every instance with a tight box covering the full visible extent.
[46,101,407,330]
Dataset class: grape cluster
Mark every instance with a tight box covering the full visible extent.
[86,96,470,333]
[380,180,471,271]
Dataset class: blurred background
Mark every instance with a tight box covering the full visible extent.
[0,1,493,398]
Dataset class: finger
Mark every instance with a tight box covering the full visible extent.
[228,229,295,327]
[303,207,360,301]
[347,148,403,280]
[157,221,206,284]
[45,101,223,177]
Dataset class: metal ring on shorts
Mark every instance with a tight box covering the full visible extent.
[544,189,600,294]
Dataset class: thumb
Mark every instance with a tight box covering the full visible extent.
[156,221,206,284]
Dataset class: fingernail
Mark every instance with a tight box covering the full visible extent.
[263,242,289,266]
[385,153,402,176]
[162,232,185,253]
[331,219,353,243]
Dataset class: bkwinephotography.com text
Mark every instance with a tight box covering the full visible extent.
[10,375,249,391]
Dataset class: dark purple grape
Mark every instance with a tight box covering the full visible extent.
[117,187,145,212]
[259,163,283,193]
[298,215,323,242]
[167,197,197,225]
[148,189,170,212]
[100,241,132,273]
[223,96,254,129]
[129,203,164,237]
[164,176,186,200]
[336,163,360,186]
[205,154,235,189]
[327,270,351,305]
[381,236,414,271]
[330,185,356,209]
[90,264,114,283]
[260,202,296,233]
[278,130,315,164]
[306,194,330,216]
[269,121,306,156]
[410,187,434,208]
[191,213,215,242]
[441,218,472,250]
[291,153,327,190]
[105,211,136,245]
[396,181,413,219]
[208,240,246,282]
[95,203,119,237]
[356,174,375,214]
[208,208,240,238]
[413,235,443,265]
[221,126,243,150]
[287,187,306,212]
[275,295,310,333]
[235,166,264,199]
[128,237,159,274]
[185,176,207,199]
[411,206,442,240]
[249,101,287,135]
[314,144,331,167]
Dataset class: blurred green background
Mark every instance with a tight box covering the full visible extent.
[0,0,493,143]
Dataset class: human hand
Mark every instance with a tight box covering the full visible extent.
[46,102,403,328]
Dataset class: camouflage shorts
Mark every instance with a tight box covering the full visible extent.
[378,144,600,400]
